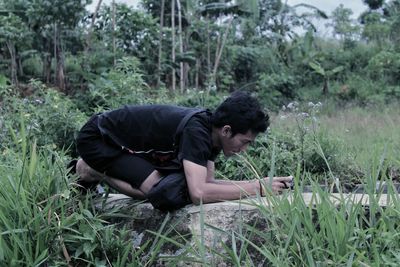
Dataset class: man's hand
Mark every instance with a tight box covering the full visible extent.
[260,176,294,195]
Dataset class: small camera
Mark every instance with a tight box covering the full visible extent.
[289,179,294,190]
[282,178,294,190]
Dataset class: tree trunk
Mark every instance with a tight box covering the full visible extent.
[176,0,184,93]
[112,0,116,66]
[212,17,233,88]
[85,0,103,53]
[6,41,18,86]
[54,23,57,84]
[322,79,329,95]
[171,0,176,92]
[52,23,66,91]
[206,17,211,76]
[80,0,103,90]
[18,56,24,78]
[184,27,190,89]
[43,52,51,84]
[156,0,165,88]
[56,47,65,91]
[195,57,200,89]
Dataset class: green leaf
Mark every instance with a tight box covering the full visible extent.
[28,139,37,180]
[308,61,325,76]
[330,66,345,74]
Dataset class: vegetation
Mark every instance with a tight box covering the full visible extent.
[1,0,400,265]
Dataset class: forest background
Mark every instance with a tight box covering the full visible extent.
[1,0,400,266]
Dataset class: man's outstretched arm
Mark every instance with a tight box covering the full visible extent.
[184,160,292,204]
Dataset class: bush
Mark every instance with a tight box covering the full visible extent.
[21,55,43,78]
[174,89,224,109]
[334,74,400,105]
[367,50,400,84]
[257,72,297,110]
[75,57,150,112]
[0,80,86,155]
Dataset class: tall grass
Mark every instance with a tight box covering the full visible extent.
[318,103,400,169]
[0,117,177,266]
[1,104,400,266]
[179,136,400,266]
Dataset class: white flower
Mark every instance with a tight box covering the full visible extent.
[287,102,296,110]
[297,112,309,118]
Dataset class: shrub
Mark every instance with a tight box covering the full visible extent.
[367,50,400,84]
[75,57,150,112]
[21,55,43,78]
[174,89,224,109]
[257,72,297,110]
[0,80,86,155]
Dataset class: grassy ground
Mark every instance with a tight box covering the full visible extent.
[319,104,400,169]
[1,100,400,266]
[270,101,400,182]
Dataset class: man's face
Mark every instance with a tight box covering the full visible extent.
[220,127,257,157]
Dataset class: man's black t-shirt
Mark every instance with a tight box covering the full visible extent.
[96,105,220,167]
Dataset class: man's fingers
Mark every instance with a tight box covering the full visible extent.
[260,176,294,194]
[263,176,293,184]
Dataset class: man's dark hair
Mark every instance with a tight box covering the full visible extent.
[211,91,269,136]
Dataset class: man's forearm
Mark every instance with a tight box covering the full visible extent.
[209,179,257,185]
[191,181,260,204]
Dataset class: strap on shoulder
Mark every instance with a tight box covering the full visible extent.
[173,108,207,146]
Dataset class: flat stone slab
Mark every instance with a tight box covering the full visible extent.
[95,192,393,251]
[98,192,392,210]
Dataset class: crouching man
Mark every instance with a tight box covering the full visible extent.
[72,91,292,211]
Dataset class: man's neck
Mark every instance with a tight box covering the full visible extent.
[211,127,221,149]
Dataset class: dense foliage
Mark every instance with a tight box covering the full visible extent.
[1,0,400,266]
[0,0,399,106]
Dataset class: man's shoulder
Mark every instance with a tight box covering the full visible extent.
[123,104,186,112]
[186,110,211,129]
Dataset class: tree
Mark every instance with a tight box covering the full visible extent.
[328,4,360,44]
[363,0,385,10]
[309,61,344,95]
[85,0,103,53]
[257,0,327,66]
[27,0,90,91]
[383,0,400,50]
[0,13,30,86]
[359,0,400,49]
[360,11,390,47]
[177,0,185,92]
[156,0,165,87]
[93,3,158,83]
[196,0,256,89]
[171,0,176,91]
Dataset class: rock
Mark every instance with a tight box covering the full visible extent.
[94,192,392,265]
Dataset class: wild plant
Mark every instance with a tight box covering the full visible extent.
[0,114,169,266]
[195,151,400,266]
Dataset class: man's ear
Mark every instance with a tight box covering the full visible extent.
[222,125,232,137]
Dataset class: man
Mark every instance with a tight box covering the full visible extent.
[72,91,292,210]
